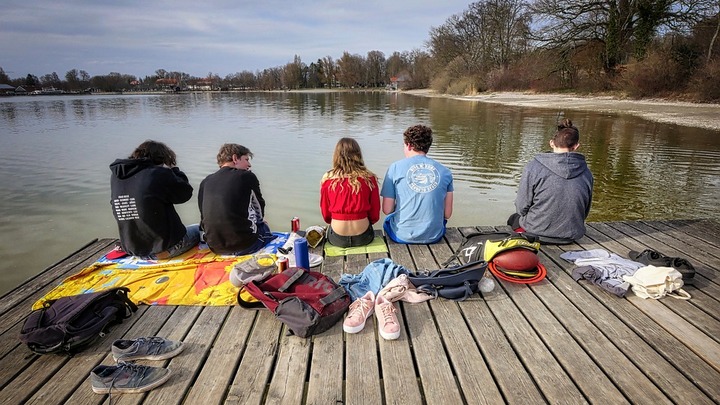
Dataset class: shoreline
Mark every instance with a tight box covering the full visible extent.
[405,89,720,131]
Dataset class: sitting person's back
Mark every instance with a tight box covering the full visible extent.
[110,140,200,259]
[381,124,454,244]
[321,137,380,247]
[198,143,274,255]
[508,119,594,244]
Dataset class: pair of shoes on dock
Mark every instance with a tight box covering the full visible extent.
[90,336,184,395]
[628,249,696,285]
[343,291,401,340]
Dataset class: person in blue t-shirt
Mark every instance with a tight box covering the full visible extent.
[381,125,454,244]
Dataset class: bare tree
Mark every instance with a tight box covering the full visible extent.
[337,52,366,87]
[532,0,718,73]
[365,50,386,87]
[428,0,531,74]
[321,56,337,87]
[282,55,305,89]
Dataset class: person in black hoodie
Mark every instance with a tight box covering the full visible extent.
[508,119,594,244]
[198,143,274,255]
[110,140,200,259]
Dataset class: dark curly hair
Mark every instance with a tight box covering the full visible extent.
[403,124,433,153]
[129,140,177,166]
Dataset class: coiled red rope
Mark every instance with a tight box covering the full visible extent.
[488,262,547,284]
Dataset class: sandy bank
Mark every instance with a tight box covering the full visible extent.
[406,89,720,131]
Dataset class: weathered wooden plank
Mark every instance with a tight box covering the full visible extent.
[138,306,230,405]
[0,239,115,337]
[629,292,720,369]
[224,310,283,405]
[0,238,105,305]
[588,222,720,311]
[484,280,587,403]
[305,247,345,405]
[395,241,465,405]
[500,278,629,404]
[342,236,383,405]
[451,227,546,404]
[0,305,150,405]
[379,241,424,405]
[641,220,720,277]
[264,329,310,405]
[531,250,671,404]
[609,221,719,284]
[544,242,717,404]
[664,219,720,248]
[3,223,720,405]
[183,306,258,405]
[425,229,504,405]
[26,305,162,405]
[583,224,720,360]
[0,323,33,385]
[550,236,720,403]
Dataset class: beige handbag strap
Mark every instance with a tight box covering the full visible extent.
[666,288,691,300]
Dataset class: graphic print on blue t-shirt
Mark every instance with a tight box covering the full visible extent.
[406,163,440,193]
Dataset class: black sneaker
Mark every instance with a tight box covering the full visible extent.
[112,337,184,362]
[628,249,671,266]
[90,363,171,394]
[671,257,696,285]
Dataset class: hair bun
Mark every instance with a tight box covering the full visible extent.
[557,118,574,130]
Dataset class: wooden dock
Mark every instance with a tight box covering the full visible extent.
[0,219,719,404]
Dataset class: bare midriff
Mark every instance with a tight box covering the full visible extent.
[330,218,370,236]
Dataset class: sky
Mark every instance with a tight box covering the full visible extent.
[1,0,473,80]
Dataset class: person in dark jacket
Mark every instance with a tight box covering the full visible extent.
[110,140,200,259]
[508,119,594,244]
[198,143,274,255]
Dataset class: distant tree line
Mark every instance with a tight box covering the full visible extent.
[2,0,719,100]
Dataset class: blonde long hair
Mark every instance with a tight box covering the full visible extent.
[322,137,376,194]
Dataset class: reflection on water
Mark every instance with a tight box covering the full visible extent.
[1,92,718,294]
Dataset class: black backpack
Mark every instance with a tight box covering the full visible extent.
[19,287,138,355]
[408,260,488,301]
[441,232,540,267]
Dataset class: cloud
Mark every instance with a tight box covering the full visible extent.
[1,0,468,78]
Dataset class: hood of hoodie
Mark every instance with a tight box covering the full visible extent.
[109,158,155,180]
[533,152,588,179]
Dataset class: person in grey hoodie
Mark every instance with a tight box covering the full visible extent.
[507,119,593,244]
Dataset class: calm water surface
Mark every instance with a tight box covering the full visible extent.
[1,92,719,295]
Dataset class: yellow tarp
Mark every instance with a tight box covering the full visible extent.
[34,234,290,310]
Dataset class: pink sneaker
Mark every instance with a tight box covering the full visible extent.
[343,291,375,333]
[375,295,400,340]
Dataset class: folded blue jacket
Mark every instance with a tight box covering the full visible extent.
[339,258,410,301]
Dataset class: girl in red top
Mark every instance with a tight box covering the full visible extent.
[320,138,380,247]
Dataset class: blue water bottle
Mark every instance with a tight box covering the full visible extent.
[294,237,310,269]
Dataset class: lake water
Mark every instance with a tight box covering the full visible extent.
[1,91,719,295]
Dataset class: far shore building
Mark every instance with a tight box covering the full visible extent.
[0,83,15,95]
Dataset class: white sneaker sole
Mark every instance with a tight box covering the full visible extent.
[92,368,172,394]
[379,328,400,340]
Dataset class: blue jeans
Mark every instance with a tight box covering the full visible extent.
[149,224,201,260]
[230,222,275,256]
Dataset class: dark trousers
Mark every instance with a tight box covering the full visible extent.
[326,225,375,248]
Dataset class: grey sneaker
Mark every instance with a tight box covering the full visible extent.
[112,336,184,362]
[90,363,171,394]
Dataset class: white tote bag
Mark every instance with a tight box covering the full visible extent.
[622,265,691,300]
